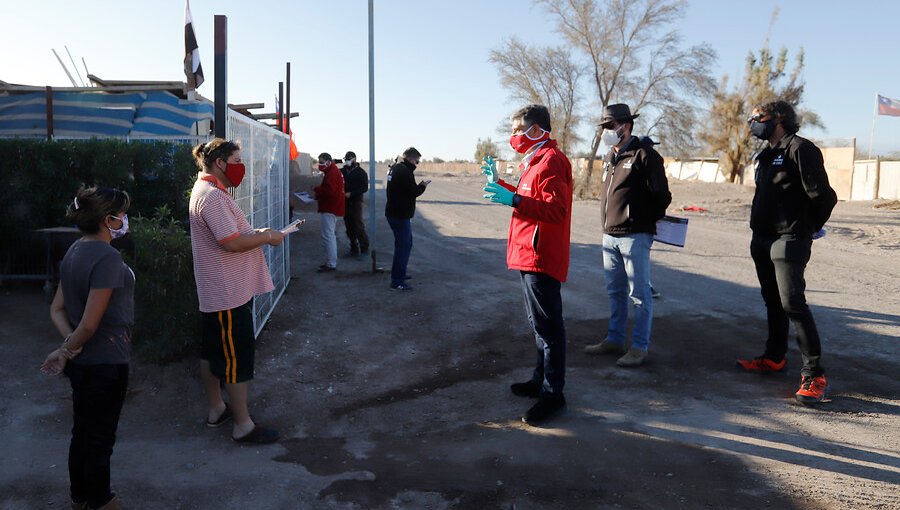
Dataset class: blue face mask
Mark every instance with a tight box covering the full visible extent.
[108,214,129,239]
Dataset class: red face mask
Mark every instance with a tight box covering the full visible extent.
[224,162,246,187]
[509,127,549,154]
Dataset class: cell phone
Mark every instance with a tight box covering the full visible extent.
[281,218,306,235]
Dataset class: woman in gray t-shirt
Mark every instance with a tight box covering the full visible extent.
[41,186,133,510]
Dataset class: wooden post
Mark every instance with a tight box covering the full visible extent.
[45,86,54,140]
[874,156,881,200]
[214,15,227,138]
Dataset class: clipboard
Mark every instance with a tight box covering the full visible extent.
[654,215,688,247]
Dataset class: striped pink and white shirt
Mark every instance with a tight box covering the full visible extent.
[189,174,275,313]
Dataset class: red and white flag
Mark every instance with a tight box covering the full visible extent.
[877,94,900,117]
[184,0,204,89]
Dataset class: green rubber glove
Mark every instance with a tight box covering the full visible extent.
[483,182,515,207]
[481,155,498,183]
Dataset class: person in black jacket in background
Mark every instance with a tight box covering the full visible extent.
[384,147,430,290]
[341,151,370,258]
[737,99,837,405]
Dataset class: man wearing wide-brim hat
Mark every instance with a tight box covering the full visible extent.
[584,103,671,367]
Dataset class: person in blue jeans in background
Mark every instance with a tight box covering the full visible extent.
[584,104,671,367]
[384,147,430,290]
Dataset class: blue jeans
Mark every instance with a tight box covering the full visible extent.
[387,216,412,286]
[520,271,566,396]
[603,233,653,350]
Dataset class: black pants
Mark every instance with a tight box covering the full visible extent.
[344,199,369,253]
[65,363,129,508]
[520,271,566,396]
[750,234,824,377]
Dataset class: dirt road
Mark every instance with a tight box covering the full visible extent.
[2,173,898,509]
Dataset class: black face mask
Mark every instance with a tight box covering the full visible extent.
[750,119,777,141]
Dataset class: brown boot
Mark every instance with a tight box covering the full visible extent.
[95,496,122,510]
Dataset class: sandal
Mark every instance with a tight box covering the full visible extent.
[206,403,233,428]
[232,425,279,444]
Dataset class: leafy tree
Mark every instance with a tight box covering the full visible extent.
[489,40,584,153]
[475,137,502,162]
[536,0,716,182]
[700,11,821,182]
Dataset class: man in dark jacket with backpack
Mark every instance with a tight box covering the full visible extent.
[584,104,671,368]
[341,151,369,257]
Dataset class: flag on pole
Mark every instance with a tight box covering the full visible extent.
[877,94,900,117]
[184,0,204,89]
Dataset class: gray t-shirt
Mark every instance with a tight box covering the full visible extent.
[60,239,135,365]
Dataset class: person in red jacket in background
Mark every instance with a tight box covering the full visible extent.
[313,153,345,272]
[483,104,573,425]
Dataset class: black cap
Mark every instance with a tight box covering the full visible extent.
[344,151,356,160]
[598,103,639,128]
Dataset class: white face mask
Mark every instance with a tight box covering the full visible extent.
[601,127,623,147]
[108,214,129,239]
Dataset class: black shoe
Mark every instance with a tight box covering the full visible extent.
[389,283,413,291]
[317,264,337,273]
[522,395,566,425]
[510,380,541,398]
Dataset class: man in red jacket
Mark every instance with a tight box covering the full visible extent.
[313,153,345,272]
[483,104,573,425]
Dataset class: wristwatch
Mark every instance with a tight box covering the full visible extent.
[512,194,522,208]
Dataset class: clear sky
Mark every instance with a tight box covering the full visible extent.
[2,0,898,160]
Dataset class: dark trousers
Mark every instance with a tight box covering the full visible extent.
[520,271,566,396]
[387,216,412,286]
[344,199,369,253]
[65,363,129,508]
[751,234,824,377]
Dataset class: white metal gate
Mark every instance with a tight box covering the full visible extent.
[227,110,291,337]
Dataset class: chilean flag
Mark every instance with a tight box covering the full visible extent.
[877,94,900,117]
[184,0,204,89]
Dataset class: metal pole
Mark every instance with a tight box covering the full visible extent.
[368,0,377,272]
[45,86,54,140]
[214,15,227,138]
[285,62,291,134]
[867,93,878,160]
[278,81,284,132]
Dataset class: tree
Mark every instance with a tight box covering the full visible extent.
[489,39,584,153]
[536,0,716,180]
[700,13,821,183]
[475,137,502,162]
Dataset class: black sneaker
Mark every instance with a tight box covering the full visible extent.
[510,380,541,398]
[317,264,337,273]
[390,283,413,291]
[522,395,566,425]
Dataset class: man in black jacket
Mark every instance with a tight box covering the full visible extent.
[341,151,369,257]
[737,99,837,405]
[584,104,671,368]
[385,147,430,290]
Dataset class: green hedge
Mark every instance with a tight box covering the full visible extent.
[0,139,202,363]
[125,206,200,363]
[0,138,197,237]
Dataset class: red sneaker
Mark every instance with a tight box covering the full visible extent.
[736,356,787,373]
[795,375,828,404]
